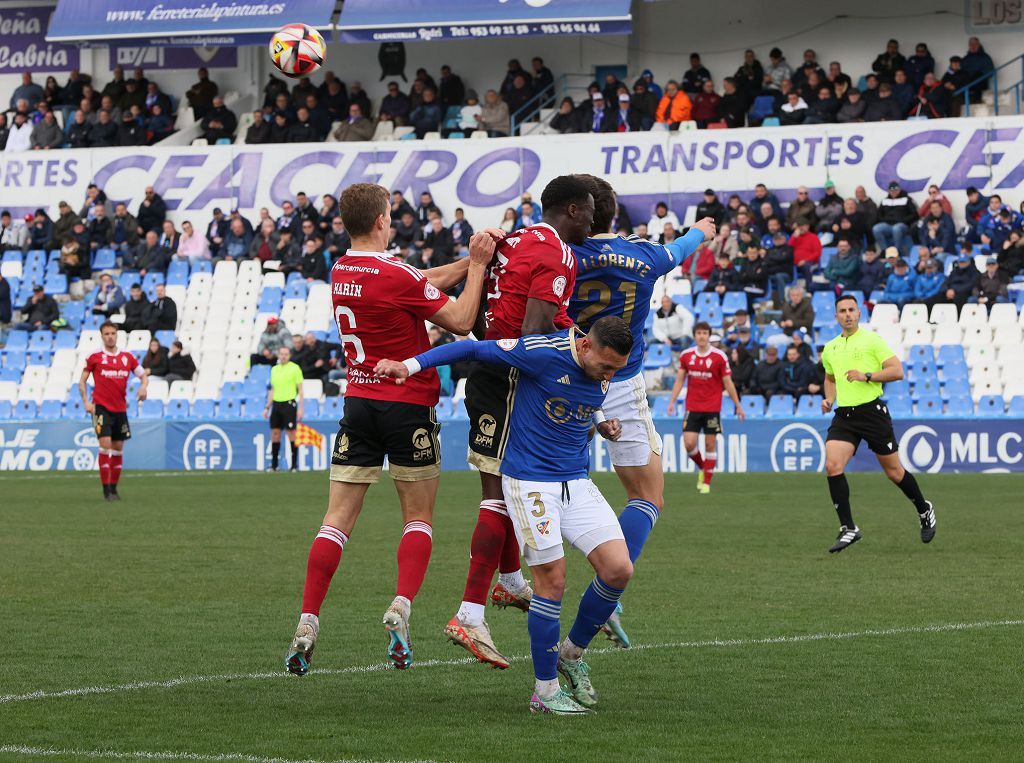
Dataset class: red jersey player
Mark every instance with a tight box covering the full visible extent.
[78,321,148,501]
[285,182,497,674]
[444,175,595,670]
[666,322,744,493]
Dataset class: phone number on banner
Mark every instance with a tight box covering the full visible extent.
[450,22,606,38]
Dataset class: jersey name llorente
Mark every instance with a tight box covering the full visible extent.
[484,223,577,340]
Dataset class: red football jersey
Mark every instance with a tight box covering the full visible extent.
[681,346,731,412]
[85,349,139,413]
[332,251,451,407]
[484,223,576,340]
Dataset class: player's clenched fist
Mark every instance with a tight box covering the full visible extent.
[597,418,622,441]
[468,231,497,265]
[374,359,409,383]
[692,216,717,243]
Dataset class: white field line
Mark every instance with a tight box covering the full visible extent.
[1,619,1019,707]
[0,471,270,480]
[0,746,434,763]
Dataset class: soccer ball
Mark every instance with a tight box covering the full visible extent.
[269,24,326,78]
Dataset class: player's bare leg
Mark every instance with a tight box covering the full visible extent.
[683,431,705,490]
[446,471,515,669]
[384,477,438,669]
[286,480,369,675]
[700,433,718,493]
[558,540,633,708]
[825,440,861,553]
[526,557,589,715]
[601,455,665,647]
[876,452,936,543]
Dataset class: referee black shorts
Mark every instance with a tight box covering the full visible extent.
[827,399,898,456]
[464,362,519,476]
[269,400,298,431]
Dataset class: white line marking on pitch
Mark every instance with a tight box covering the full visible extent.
[1,619,1019,707]
[0,745,434,763]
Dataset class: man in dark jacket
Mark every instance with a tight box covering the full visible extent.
[202,96,237,143]
[421,218,455,265]
[962,37,994,98]
[324,216,351,261]
[704,253,739,294]
[15,286,59,331]
[630,82,658,130]
[696,189,726,225]
[764,232,794,306]
[927,253,980,310]
[121,284,151,332]
[872,181,917,257]
[871,39,907,83]
[0,273,11,324]
[779,284,814,334]
[751,345,784,398]
[734,49,763,104]
[287,107,317,143]
[409,88,442,138]
[864,83,903,121]
[118,111,146,146]
[126,231,170,275]
[299,238,328,282]
[975,256,1010,306]
[437,65,465,110]
[296,332,330,379]
[857,248,888,294]
[87,204,113,250]
[148,283,177,332]
[682,53,712,94]
[780,345,819,397]
[87,110,119,146]
[136,186,167,235]
[941,56,970,115]
[245,111,271,144]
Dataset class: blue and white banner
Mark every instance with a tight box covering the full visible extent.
[3,418,1022,473]
[337,0,631,43]
[0,116,1021,230]
[0,6,79,73]
[108,44,238,71]
[46,0,333,47]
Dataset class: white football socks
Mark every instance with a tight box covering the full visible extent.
[559,638,584,662]
[299,612,320,634]
[457,601,486,625]
[535,677,560,699]
[498,570,527,593]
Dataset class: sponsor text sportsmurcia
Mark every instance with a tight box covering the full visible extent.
[105,3,286,23]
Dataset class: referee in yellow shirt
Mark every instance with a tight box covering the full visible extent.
[820,294,936,553]
[264,346,305,472]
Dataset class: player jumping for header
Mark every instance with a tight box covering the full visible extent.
[666,321,745,492]
[79,321,149,501]
[567,175,715,647]
[821,294,936,553]
[377,316,635,715]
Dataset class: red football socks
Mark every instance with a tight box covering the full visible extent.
[463,501,509,605]
[109,452,123,486]
[98,451,111,486]
[688,447,705,469]
[301,525,348,616]
[395,520,432,601]
[704,451,717,486]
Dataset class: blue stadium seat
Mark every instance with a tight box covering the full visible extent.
[304,399,321,419]
[886,395,913,418]
[812,293,835,323]
[761,116,780,127]
[435,397,455,420]
[846,290,865,305]
[166,260,189,285]
[92,249,117,271]
[651,396,680,417]
[243,396,266,418]
[0,400,11,418]
[816,323,841,344]
[65,397,86,417]
[721,292,746,315]
[869,289,886,304]
[165,399,190,419]
[748,95,776,122]
[61,302,85,331]
[28,332,52,351]
[1008,395,1024,416]
[702,306,723,327]
[913,377,943,400]
[670,294,693,313]
[191,260,212,274]
[740,395,766,418]
[38,400,63,420]
[766,394,794,418]
[936,345,965,366]
[907,365,938,385]
[4,330,29,351]
[215,398,245,418]
[941,360,967,381]
[242,378,268,397]
[258,288,283,313]
[142,272,165,291]
[138,400,165,419]
[449,400,469,420]
[819,247,838,269]
[248,365,271,385]
[448,131,465,139]
[13,400,37,419]
[643,344,673,369]
[27,351,52,366]
[695,292,720,314]
[720,397,737,419]
[1,250,22,264]
[119,272,140,292]
[191,399,216,418]
[944,395,973,417]
[795,394,822,418]
[885,380,911,399]
[321,396,345,419]
[154,330,176,348]
[0,368,21,382]
[916,395,944,416]
[285,280,308,299]
[976,395,1005,418]
[3,350,27,371]
[907,345,935,366]
[942,378,971,399]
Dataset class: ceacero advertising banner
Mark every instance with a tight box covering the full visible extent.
[2,418,1022,473]
[0,117,1020,231]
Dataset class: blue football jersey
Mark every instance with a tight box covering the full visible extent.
[569,229,703,380]
[411,328,608,482]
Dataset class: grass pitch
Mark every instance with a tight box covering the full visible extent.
[0,471,1022,763]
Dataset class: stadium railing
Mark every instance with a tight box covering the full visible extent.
[956,52,1024,117]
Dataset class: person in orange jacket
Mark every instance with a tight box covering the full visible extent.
[655,80,692,129]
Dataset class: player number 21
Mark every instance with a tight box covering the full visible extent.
[334,305,366,364]
[574,280,636,326]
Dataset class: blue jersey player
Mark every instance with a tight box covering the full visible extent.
[568,175,716,647]
[375,317,635,716]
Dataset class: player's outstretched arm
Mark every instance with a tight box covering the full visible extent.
[666,368,687,416]
[661,218,715,274]
[424,228,504,291]
[723,376,745,421]
[426,232,495,335]
[376,337,526,382]
[78,369,94,415]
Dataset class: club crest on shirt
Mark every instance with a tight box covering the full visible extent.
[552,275,566,297]
[424,282,440,300]
[601,380,610,393]
[497,338,518,351]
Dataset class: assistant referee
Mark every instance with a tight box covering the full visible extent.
[264,345,305,472]
[820,294,936,553]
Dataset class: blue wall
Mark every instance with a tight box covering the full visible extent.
[1,418,1022,473]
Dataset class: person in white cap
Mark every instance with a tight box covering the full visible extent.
[585,92,611,133]
[612,92,640,132]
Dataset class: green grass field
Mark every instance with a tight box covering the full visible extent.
[1,471,1022,763]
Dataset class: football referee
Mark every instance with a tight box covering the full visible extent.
[820,294,936,553]
[264,345,305,472]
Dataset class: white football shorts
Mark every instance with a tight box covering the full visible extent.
[502,475,625,566]
[601,371,663,467]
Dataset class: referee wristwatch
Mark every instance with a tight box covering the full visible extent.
[865,372,873,382]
